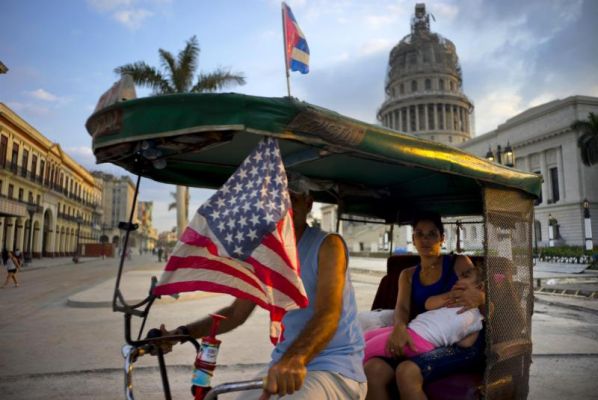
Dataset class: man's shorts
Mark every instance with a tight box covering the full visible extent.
[235,370,367,400]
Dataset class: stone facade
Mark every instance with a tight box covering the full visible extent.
[1,103,102,258]
[459,96,598,249]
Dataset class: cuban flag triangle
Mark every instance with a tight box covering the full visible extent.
[283,2,310,74]
[153,137,308,344]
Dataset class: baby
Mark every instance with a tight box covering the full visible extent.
[363,261,484,362]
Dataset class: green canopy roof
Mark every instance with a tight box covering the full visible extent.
[86,92,541,223]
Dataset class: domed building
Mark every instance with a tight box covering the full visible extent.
[378,3,473,145]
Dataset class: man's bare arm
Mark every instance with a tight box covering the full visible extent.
[263,234,346,396]
[183,298,256,338]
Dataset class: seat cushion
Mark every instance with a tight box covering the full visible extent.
[425,372,482,400]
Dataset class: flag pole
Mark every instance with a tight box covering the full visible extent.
[281,2,291,97]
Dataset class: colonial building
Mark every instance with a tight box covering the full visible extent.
[138,201,158,252]
[92,171,140,252]
[459,96,598,249]
[377,3,474,146]
[1,103,102,258]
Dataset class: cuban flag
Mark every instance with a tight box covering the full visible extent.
[283,2,310,74]
[154,138,308,344]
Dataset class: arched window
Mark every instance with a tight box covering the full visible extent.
[400,83,405,94]
[411,80,418,92]
[425,79,432,90]
[439,79,445,91]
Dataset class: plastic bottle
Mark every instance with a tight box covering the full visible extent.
[191,313,226,400]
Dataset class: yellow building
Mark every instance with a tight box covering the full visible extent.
[138,201,158,252]
[0,103,102,259]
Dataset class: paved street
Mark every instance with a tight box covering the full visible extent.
[0,255,597,399]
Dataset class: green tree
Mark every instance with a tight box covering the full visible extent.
[115,35,245,94]
[115,35,246,236]
[571,112,598,167]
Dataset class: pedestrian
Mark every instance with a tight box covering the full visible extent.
[2,251,21,288]
[1,248,8,266]
[157,247,163,262]
[14,248,24,265]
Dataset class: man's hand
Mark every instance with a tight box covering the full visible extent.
[148,324,184,356]
[260,355,307,399]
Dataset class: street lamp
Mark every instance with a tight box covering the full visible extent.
[486,142,514,167]
[24,203,37,264]
[72,215,83,263]
[583,199,593,251]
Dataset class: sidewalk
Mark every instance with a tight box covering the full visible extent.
[21,256,106,272]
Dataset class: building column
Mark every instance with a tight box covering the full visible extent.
[539,151,548,204]
[464,108,469,133]
[424,103,429,131]
[15,218,25,252]
[32,221,40,258]
[398,108,403,131]
[5,217,15,250]
[0,217,4,249]
[433,103,438,131]
[557,146,565,200]
[415,105,420,132]
[442,104,447,131]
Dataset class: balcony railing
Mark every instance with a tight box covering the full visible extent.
[1,161,100,210]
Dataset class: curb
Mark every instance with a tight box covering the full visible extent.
[534,295,598,315]
[20,258,106,273]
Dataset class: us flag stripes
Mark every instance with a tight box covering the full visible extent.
[153,137,308,344]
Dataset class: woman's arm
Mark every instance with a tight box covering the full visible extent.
[425,255,473,310]
[424,292,451,310]
[386,267,416,356]
[448,280,485,315]
[393,267,414,326]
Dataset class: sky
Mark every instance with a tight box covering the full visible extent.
[1,0,597,232]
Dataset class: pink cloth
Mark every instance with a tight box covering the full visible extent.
[363,327,436,363]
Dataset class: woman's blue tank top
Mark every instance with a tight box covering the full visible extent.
[411,255,458,317]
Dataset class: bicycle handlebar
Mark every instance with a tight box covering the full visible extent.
[122,329,201,400]
[204,378,265,400]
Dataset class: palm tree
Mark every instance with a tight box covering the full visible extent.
[116,35,246,236]
[571,112,598,167]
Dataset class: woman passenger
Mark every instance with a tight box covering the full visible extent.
[364,211,486,400]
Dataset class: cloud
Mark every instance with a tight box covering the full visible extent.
[87,0,134,12]
[474,90,524,134]
[5,102,50,117]
[359,38,394,56]
[64,146,94,158]
[87,0,155,29]
[113,8,153,29]
[27,88,61,102]
[432,2,459,21]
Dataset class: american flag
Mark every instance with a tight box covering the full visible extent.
[153,137,308,344]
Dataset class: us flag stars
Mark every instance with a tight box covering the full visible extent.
[197,138,291,259]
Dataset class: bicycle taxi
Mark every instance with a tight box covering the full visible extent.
[86,86,541,400]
